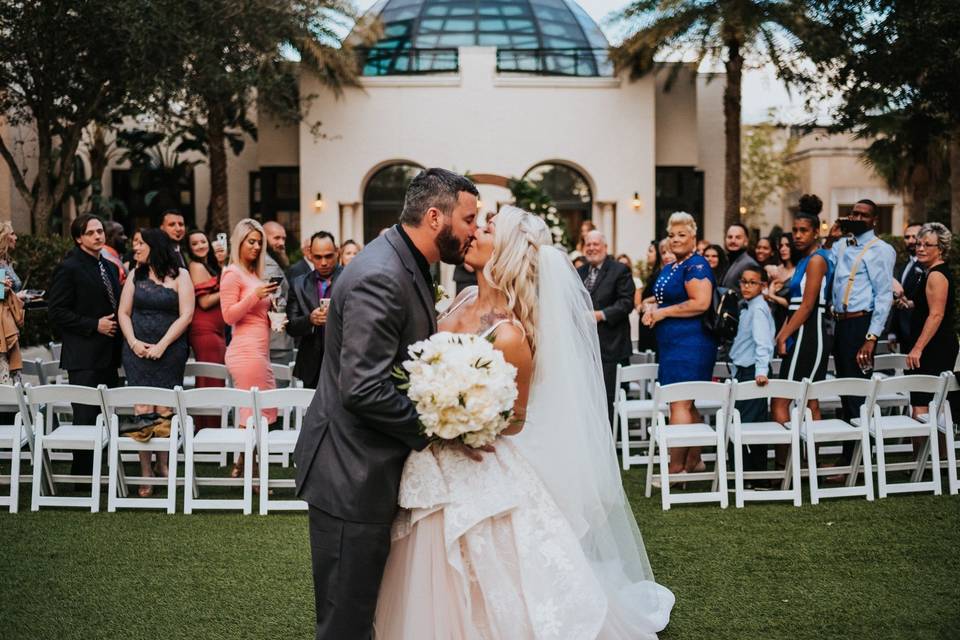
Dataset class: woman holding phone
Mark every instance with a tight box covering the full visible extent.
[220,219,278,475]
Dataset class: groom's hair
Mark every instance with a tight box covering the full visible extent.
[400,168,478,226]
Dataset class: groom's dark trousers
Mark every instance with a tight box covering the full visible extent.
[294,226,433,639]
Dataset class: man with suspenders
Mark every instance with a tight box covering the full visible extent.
[827,199,896,467]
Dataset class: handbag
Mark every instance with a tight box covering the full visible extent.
[702,287,741,342]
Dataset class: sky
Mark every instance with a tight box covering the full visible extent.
[351,0,807,124]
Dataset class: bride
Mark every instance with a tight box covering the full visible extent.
[374,206,675,639]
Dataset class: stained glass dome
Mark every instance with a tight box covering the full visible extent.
[354,0,612,77]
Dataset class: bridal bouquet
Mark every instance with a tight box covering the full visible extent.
[393,332,518,448]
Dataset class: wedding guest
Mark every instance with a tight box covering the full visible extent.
[263,221,294,363]
[47,214,122,482]
[574,219,597,255]
[755,237,776,267]
[221,218,278,474]
[906,223,957,420]
[340,239,361,267]
[636,241,663,353]
[287,232,341,388]
[765,233,799,332]
[186,230,227,424]
[697,239,711,255]
[720,223,758,291]
[890,223,923,352]
[771,212,833,466]
[826,197,895,467]
[617,253,643,308]
[578,230,635,425]
[659,237,676,266]
[642,212,716,474]
[729,265,775,474]
[0,222,24,382]
[572,255,587,270]
[159,210,187,268]
[117,228,194,497]
[702,244,728,283]
[101,221,128,284]
[286,235,313,282]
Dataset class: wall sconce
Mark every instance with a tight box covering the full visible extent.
[820,220,830,235]
[739,206,747,215]
[313,192,324,212]
[631,192,643,210]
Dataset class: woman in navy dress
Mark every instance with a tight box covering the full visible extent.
[642,212,717,474]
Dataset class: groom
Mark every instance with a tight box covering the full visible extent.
[294,168,479,639]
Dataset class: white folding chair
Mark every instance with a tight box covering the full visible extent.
[182,361,232,465]
[856,374,946,497]
[270,362,300,389]
[613,363,662,470]
[646,380,731,510]
[933,373,960,495]
[801,378,876,504]
[48,341,62,360]
[177,387,257,514]
[0,384,36,512]
[871,354,911,413]
[729,379,808,507]
[254,388,314,514]
[28,384,108,512]
[101,386,182,513]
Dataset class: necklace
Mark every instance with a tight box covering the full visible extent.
[653,256,690,304]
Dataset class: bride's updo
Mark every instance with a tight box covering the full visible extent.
[483,205,551,350]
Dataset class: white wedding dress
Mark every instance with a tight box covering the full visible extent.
[374,246,674,639]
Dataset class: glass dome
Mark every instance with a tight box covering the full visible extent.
[355,0,612,77]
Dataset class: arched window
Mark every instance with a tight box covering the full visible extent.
[362,162,424,242]
[522,162,592,245]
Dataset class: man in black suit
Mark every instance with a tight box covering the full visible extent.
[889,223,923,351]
[578,230,636,426]
[286,231,341,388]
[47,214,122,479]
[294,168,480,639]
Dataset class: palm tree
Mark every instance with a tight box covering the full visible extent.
[610,0,822,230]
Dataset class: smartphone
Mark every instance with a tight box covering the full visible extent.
[268,276,284,287]
[216,232,227,247]
[318,298,331,311]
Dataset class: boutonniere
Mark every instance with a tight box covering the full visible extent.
[433,281,449,306]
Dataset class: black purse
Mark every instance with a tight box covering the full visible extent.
[702,287,741,342]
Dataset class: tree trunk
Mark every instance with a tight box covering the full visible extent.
[951,127,960,233]
[723,38,743,231]
[207,103,230,234]
[909,164,930,223]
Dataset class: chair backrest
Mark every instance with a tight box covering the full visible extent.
[48,341,62,360]
[101,386,180,413]
[19,359,63,385]
[616,363,658,385]
[271,363,295,388]
[769,359,783,376]
[26,383,104,407]
[183,361,232,387]
[712,362,733,380]
[869,374,945,415]
[0,383,24,418]
[654,380,731,405]
[806,377,874,401]
[732,379,807,403]
[873,353,907,375]
[176,387,255,410]
[254,388,315,430]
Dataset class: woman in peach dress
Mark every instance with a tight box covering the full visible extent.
[220,219,279,473]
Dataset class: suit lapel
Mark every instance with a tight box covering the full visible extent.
[385,228,437,334]
[591,258,612,295]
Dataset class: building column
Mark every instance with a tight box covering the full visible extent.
[595,201,616,251]
[338,201,362,244]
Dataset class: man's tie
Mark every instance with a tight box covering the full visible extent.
[584,266,600,292]
[98,260,118,310]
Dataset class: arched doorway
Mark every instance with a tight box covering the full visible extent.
[362,162,423,242]
[522,162,593,245]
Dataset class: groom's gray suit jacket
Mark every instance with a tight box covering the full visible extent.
[295,226,432,524]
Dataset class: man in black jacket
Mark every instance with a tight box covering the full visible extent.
[286,231,341,388]
[578,230,636,426]
[47,214,122,479]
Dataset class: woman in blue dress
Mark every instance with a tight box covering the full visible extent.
[642,212,717,474]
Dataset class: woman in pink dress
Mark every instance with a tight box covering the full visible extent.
[220,219,279,474]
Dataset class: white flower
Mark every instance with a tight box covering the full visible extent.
[401,332,518,448]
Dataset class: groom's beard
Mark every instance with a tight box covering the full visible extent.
[436,224,468,265]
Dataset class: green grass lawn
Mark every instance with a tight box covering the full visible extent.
[1,465,958,640]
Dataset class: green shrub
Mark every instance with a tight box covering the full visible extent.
[12,234,75,348]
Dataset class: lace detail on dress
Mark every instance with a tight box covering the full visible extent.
[682,258,713,282]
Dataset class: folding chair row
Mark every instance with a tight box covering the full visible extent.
[642,373,953,511]
[8,384,315,515]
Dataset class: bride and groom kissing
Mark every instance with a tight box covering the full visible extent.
[293,168,674,639]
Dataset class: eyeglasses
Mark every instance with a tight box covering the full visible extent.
[739,279,763,286]
[917,241,939,249]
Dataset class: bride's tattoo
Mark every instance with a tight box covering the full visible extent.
[478,309,510,333]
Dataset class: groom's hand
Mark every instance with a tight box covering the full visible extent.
[309,307,327,326]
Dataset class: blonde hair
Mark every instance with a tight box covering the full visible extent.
[0,221,13,262]
[667,211,697,235]
[229,218,266,277]
[483,206,551,351]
